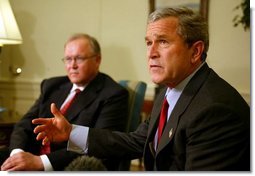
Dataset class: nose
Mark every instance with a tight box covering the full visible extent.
[147,43,159,59]
[69,59,78,68]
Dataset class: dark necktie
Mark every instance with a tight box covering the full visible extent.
[157,97,169,144]
[39,88,81,155]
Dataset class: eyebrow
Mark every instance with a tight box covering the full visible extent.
[145,36,149,41]
[145,34,169,41]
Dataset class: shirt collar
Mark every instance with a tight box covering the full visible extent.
[164,63,205,118]
[71,84,86,93]
[166,62,205,95]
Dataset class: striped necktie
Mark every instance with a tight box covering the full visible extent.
[60,89,81,115]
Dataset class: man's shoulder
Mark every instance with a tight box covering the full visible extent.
[95,73,128,93]
[44,76,69,83]
[41,76,70,90]
[93,73,115,85]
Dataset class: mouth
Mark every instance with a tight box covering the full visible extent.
[150,64,162,69]
[70,72,79,76]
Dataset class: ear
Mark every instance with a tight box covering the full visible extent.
[95,55,101,68]
[95,55,101,64]
[190,41,205,64]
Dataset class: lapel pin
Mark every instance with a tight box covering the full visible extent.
[169,128,173,138]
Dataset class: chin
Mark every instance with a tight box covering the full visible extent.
[70,79,81,84]
[151,79,162,85]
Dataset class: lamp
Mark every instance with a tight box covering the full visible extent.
[0,0,22,75]
[0,0,22,47]
[0,0,22,117]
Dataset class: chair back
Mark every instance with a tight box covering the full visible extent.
[118,80,147,132]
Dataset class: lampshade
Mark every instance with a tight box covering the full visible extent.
[0,0,22,46]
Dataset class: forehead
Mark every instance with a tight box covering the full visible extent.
[65,38,92,52]
[146,17,179,38]
[66,38,89,47]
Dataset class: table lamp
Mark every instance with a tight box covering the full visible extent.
[0,0,23,116]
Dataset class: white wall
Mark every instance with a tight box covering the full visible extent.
[0,0,250,117]
[207,0,250,98]
[0,0,149,82]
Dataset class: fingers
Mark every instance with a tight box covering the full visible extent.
[32,118,48,125]
[32,103,62,146]
[51,103,63,117]
[35,130,46,140]
[42,136,50,145]
[1,157,15,171]
[32,103,62,126]
[1,153,24,171]
[33,125,49,142]
[35,131,50,145]
[33,120,51,145]
[33,124,47,134]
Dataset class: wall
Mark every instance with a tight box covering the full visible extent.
[0,0,149,82]
[0,0,250,121]
[207,0,250,99]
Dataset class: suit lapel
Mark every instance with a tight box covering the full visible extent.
[51,83,72,110]
[147,88,167,142]
[65,73,103,121]
[157,88,194,152]
[65,88,98,121]
[144,89,166,168]
[156,64,211,153]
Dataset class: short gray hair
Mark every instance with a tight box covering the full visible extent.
[148,7,209,60]
[65,33,101,55]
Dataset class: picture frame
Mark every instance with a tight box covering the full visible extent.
[149,0,209,21]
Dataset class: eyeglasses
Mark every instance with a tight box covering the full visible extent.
[62,55,97,65]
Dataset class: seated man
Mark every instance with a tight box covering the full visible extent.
[1,33,128,171]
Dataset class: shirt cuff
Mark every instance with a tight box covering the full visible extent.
[11,149,53,171]
[40,154,53,171]
[10,148,24,156]
[67,124,89,154]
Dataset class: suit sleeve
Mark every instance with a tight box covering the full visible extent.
[9,79,47,153]
[87,117,149,160]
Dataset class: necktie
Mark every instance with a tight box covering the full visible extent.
[60,89,81,115]
[157,97,169,144]
[39,88,81,155]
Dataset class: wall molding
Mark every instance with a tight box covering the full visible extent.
[0,80,40,122]
[0,80,250,122]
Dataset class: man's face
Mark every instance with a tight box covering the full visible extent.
[145,17,195,88]
[64,38,101,86]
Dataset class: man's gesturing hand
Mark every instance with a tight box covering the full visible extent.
[32,103,72,145]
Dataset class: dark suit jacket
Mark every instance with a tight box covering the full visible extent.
[88,63,250,171]
[9,72,129,170]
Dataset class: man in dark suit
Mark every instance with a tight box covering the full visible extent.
[31,7,250,171]
[1,33,128,171]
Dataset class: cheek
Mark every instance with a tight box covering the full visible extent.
[65,65,70,72]
[79,64,93,76]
